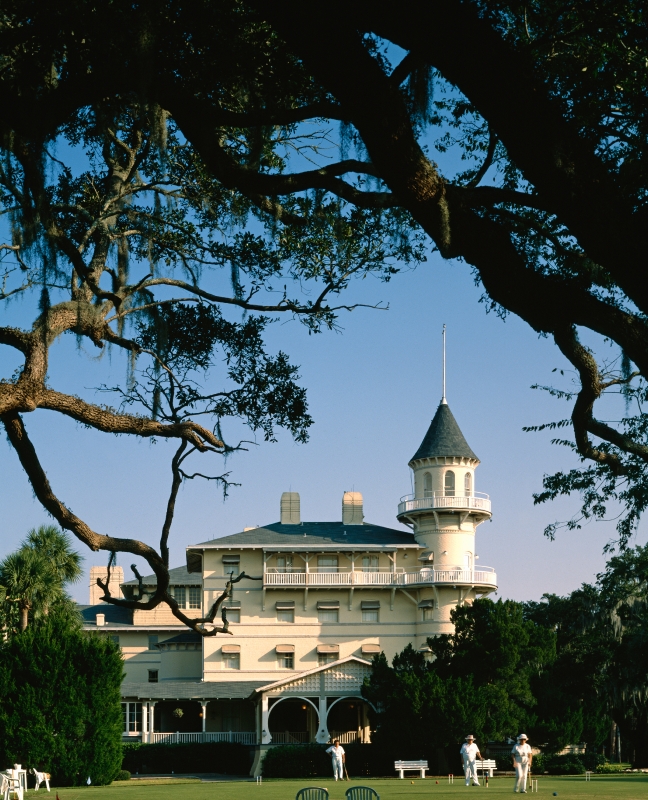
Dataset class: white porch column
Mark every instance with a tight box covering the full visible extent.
[149,702,156,742]
[316,695,329,743]
[261,694,271,744]
[142,702,149,743]
[201,701,207,734]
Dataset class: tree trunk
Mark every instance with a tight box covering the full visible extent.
[19,603,29,631]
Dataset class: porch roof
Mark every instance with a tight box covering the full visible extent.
[251,655,372,696]
[121,680,266,700]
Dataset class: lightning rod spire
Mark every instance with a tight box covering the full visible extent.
[441,324,447,405]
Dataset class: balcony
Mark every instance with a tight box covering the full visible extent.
[264,566,497,589]
[397,491,491,517]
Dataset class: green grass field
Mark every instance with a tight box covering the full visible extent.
[51,775,648,800]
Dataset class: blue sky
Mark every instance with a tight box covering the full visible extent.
[1,239,640,604]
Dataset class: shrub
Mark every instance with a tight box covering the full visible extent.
[121,742,250,775]
[114,770,131,781]
[596,762,630,773]
[261,743,427,778]
[0,615,123,786]
[536,754,586,775]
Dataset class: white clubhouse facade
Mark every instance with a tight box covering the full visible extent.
[80,400,496,773]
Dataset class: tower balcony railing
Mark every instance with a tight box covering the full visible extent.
[264,566,497,588]
[397,491,491,516]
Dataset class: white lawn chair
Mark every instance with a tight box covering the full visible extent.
[1,771,23,800]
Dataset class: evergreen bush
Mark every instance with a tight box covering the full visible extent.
[261,743,422,778]
[114,770,131,781]
[121,742,250,775]
[0,614,123,785]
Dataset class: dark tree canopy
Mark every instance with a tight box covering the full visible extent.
[2,0,648,629]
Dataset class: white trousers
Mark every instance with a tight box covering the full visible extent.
[332,759,344,780]
[514,762,528,792]
[464,759,480,786]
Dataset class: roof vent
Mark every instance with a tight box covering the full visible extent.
[342,491,363,525]
[280,492,300,525]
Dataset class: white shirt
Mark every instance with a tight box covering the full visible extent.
[460,742,479,762]
[326,745,345,760]
[511,743,532,764]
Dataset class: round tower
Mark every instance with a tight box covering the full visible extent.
[397,399,496,636]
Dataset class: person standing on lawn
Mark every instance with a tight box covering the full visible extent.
[460,734,483,786]
[326,739,346,781]
[511,734,533,793]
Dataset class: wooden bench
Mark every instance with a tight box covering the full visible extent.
[394,760,428,779]
[475,760,497,778]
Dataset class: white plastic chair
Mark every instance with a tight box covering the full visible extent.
[1,772,22,800]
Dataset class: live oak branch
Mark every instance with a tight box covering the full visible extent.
[1,1,648,607]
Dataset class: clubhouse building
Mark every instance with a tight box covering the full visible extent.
[80,400,497,773]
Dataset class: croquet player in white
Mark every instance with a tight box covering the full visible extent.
[460,734,482,787]
[326,739,346,781]
[511,734,533,793]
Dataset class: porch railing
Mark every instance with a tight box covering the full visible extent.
[151,731,256,745]
[270,731,310,744]
[329,730,361,744]
[265,567,497,588]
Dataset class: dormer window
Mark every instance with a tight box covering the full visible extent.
[424,472,433,498]
[465,472,472,496]
[444,470,455,497]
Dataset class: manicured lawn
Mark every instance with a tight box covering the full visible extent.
[53,775,648,800]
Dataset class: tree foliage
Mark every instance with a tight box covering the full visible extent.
[0,526,82,632]
[1,0,648,607]
[363,599,556,762]
[0,612,123,785]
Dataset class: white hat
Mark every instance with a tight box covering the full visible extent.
[465,734,475,740]
[518,734,528,740]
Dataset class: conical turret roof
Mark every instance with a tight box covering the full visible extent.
[410,402,479,462]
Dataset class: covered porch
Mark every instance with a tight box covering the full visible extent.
[255,656,374,746]
[120,680,264,744]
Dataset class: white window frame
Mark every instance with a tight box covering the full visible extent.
[318,651,338,666]
[317,555,338,574]
[223,652,241,670]
[278,652,294,669]
[188,586,201,609]
[362,555,379,573]
[121,702,142,733]
[464,471,472,496]
[444,470,456,497]
[318,609,339,623]
[276,555,294,573]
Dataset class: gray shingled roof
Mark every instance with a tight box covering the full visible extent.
[120,680,266,700]
[156,632,202,646]
[78,603,133,626]
[122,564,200,588]
[411,402,478,462]
[192,521,417,549]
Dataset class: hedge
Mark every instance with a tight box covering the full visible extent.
[261,743,461,778]
[122,742,251,775]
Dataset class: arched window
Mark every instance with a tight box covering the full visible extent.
[464,472,472,496]
[444,470,455,497]
[464,551,473,570]
[424,472,433,497]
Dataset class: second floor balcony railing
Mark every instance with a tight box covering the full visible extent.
[264,566,497,588]
[397,491,491,516]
